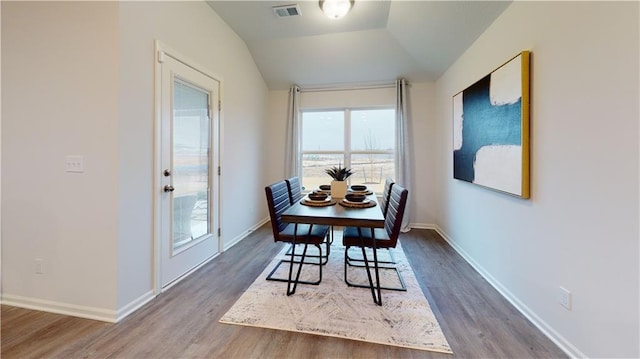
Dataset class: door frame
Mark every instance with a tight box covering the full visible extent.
[153,40,223,295]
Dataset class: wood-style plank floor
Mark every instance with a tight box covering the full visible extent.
[1,227,567,358]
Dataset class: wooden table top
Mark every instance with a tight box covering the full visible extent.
[281,195,384,228]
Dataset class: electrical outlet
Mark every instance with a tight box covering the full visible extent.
[558,286,572,310]
[65,155,85,173]
[35,258,44,274]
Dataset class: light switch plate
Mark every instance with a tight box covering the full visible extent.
[65,155,84,173]
[558,286,572,310]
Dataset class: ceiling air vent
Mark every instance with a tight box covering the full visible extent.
[273,4,301,18]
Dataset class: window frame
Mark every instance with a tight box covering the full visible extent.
[299,106,395,191]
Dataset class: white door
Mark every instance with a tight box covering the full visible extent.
[159,51,220,289]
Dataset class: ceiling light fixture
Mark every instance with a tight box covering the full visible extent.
[319,0,354,20]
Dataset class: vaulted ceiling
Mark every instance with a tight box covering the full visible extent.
[207,1,511,90]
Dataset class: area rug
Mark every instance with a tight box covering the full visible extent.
[219,236,453,354]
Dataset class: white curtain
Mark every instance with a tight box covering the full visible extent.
[395,79,412,232]
[285,85,301,178]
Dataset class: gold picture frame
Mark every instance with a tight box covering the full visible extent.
[452,51,530,198]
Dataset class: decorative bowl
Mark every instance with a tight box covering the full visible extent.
[319,184,331,191]
[345,193,366,202]
[308,192,329,201]
[350,185,367,192]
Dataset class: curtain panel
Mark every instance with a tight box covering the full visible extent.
[395,79,412,232]
[285,85,301,178]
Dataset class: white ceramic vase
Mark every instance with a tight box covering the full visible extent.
[330,180,348,199]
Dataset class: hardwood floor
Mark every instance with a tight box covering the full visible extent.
[1,227,567,358]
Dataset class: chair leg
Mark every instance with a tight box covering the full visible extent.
[353,228,382,305]
[284,227,331,265]
[329,226,334,245]
[285,244,328,265]
[325,230,331,257]
[359,243,379,305]
[346,247,396,266]
[343,248,407,292]
[343,229,390,305]
[371,237,382,306]
[266,222,327,294]
[286,232,300,296]
[282,224,323,296]
[287,241,310,296]
[317,244,323,284]
[267,245,323,285]
[285,242,322,296]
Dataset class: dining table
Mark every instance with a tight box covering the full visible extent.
[281,194,384,229]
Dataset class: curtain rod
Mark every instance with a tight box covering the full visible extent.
[299,82,399,93]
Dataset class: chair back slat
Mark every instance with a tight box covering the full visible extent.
[381,177,395,217]
[383,184,408,248]
[265,181,291,238]
[285,176,303,205]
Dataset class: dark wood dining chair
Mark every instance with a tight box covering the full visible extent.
[284,176,332,262]
[380,177,395,217]
[265,180,330,296]
[342,184,409,305]
[285,176,303,205]
[346,177,396,266]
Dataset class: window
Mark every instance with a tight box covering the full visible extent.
[301,108,395,194]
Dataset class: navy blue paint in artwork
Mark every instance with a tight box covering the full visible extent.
[453,74,521,183]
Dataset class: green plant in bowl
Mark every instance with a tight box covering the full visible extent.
[325,164,353,181]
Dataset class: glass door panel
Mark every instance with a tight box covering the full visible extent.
[159,49,219,290]
[172,79,210,250]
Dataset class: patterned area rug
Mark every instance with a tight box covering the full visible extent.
[219,237,453,354]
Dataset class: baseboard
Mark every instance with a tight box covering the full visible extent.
[409,222,437,230]
[115,290,156,322]
[432,225,585,359]
[1,293,117,323]
[223,217,269,252]
[1,219,272,324]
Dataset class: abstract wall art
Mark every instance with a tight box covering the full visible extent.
[453,51,530,198]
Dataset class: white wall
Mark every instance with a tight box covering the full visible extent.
[266,89,289,185]
[266,84,437,226]
[2,2,120,318]
[407,82,437,227]
[434,2,639,358]
[116,1,269,313]
[2,1,269,320]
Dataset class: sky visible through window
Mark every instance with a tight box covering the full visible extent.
[302,109,395,151]
[351,109,395,151]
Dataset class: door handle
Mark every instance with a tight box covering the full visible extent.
[163,185,175,193]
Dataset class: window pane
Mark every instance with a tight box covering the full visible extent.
[351,109,395,151]
[302,153,345,191]
[350,153,395,195]
[173,80,210,247]
[302,111,344,151]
